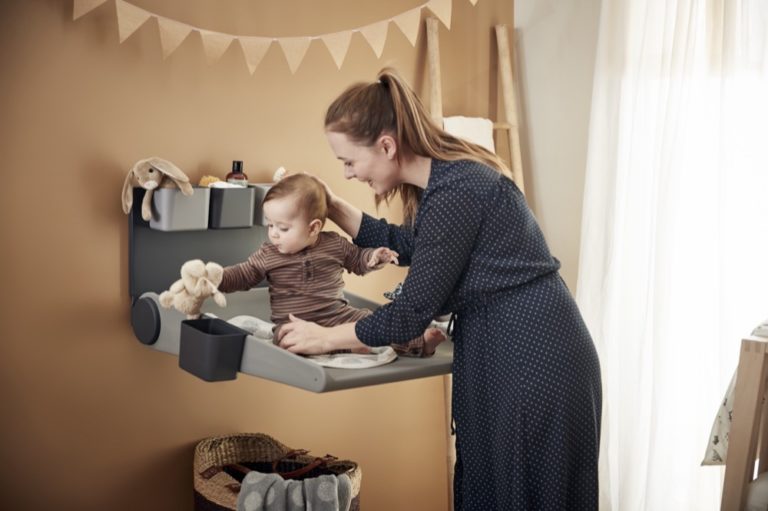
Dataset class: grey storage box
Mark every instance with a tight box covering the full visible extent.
[209,187,255,229]
[180,318,247,382]
[249,183,272,226]
[150,187,210,231]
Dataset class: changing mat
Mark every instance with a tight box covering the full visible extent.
[225,315,398,369]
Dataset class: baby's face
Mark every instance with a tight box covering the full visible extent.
[263,196,316,254]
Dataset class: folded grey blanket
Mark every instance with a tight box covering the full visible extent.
[236,471,352,511]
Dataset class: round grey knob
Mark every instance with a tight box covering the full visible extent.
[131,296,160,345]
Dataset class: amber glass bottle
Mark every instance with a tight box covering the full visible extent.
[226,160,248,186]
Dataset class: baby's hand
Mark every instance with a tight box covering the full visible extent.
[368,248,399,269]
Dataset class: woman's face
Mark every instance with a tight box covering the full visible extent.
[326,131,399,195]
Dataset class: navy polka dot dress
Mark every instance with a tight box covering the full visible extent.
[354,159,602,510]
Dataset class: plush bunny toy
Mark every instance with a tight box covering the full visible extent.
[158,260,227,319]
[122,157,194,221]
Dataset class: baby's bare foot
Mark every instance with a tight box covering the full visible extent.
[423,328,447,356]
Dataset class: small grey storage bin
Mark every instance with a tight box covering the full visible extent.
[249,183,271,226]
[209,187,255,229]
[180,318,247,382]
[150,187,210,231]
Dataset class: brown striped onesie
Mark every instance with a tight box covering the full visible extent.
[219,231,433,357]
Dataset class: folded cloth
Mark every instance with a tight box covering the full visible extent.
[701,370,735,465]
[227,315,275,341]
[303,474,340,511]
[309,346,397,369]
[237,471,352,511]
[286,480,304,511]
[238,472,286,511]
[443,116,496,153]
[225,315,398,369]
[336,474,352,511]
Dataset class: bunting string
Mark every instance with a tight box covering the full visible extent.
[74,0,479,74]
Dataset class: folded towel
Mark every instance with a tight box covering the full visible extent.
[309,346,397,369]
[337,474,352,511]
[443,116,496,153]
[227,315,275,341]
[238,472,286,510]
[237,471,352,511]
[303,474,340,511]
[225,315,398,369]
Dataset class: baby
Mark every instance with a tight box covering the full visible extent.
[218,173,446,357]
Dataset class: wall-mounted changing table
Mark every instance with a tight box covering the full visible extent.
[128,188,453,392]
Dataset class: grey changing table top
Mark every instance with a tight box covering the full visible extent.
[144,289,453,393]
[129,187,453,393]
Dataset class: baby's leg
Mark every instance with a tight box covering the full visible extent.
[391,328,446,358]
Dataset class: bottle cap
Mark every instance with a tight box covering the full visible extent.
[232,160,243,173]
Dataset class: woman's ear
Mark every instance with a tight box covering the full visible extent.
[308,219,323,236]
[379,135,397,159]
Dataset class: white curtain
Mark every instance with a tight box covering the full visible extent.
[576,0,768,509]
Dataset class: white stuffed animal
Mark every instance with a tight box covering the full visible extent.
[159,260,226,319]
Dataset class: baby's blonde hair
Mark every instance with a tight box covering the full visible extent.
[263,174,328,225]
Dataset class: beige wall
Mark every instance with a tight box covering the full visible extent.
[515,0,601,290]
[0,0,513,509]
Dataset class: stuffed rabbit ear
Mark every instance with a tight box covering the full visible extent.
[149,157,193,196]
[122,168,135,214]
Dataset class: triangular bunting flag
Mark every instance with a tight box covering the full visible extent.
[392,8,421,47]
[427,0,452,29]
[73,0,108,20]
[115,0,152,43]
[360,20,389,59]
[157,17,193,59]
[238,36,272,74]
[278,37,311,74]
[470,0,479,5]
[200,30,234,64]
[321,31,353,69]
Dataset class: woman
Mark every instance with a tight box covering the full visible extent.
[278,68,602,510]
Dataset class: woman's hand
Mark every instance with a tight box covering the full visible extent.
[277,314,331,355]
[301,172,363,238]
[303,172,339,210]
[367,247,399,269]
[278,316,368,354]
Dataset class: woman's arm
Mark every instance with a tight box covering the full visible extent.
[276,314,366,354]
[313,173,414,260]
[327,194,363,238]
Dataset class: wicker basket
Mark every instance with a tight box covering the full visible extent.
[193,433,361,511]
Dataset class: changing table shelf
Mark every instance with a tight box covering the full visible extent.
[128,186,453,392]
[138,290,453,393]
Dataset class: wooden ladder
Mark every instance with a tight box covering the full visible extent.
[426,18,525,191]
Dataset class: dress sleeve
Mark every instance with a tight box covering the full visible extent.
[355,185,485,345]
[219,249,267,293]
[338,236,377,276]
[353,213,415,266]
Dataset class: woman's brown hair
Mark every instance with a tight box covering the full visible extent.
[325,67,509,223]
